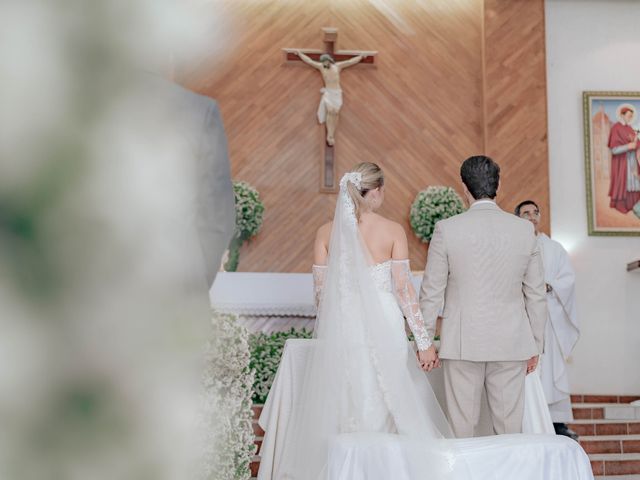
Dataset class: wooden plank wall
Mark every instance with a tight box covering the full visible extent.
[178,0,549,272]
[484,0,550,221]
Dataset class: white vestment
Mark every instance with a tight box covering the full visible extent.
[317,87,343,124]
[537,233,580,423]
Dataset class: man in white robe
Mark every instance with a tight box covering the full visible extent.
[515,200,580,440]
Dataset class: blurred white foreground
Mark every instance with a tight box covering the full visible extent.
[0,1,232,478]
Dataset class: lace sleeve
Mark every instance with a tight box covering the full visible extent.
[312,265,327,309]
[391,259,432,351]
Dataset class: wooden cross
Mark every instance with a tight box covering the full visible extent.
[284,28,377,193]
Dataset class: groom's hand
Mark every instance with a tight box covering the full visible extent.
[526,355,539,375]
[417,345,440,372]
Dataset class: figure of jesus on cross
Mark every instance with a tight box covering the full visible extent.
[285,28,376,191]
[295,50,367,146]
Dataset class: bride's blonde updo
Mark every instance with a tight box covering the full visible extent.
[346,162,384,221]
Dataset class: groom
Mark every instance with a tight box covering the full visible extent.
[419,155,547,438]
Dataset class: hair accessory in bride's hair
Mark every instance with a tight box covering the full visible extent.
[339,172,363,190]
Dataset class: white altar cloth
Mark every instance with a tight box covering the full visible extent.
[258,339,592,480]
[209,272,423,333]
[210,272,423,316]
[210,272,316,317]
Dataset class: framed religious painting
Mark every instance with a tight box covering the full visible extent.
[583,91,640,236]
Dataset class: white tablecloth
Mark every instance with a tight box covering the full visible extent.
[210,272,316,317]
[258,339,592,480]
[328,433,593,480]
[209,272,424,333]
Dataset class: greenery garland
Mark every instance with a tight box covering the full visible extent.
[249,328,312,404]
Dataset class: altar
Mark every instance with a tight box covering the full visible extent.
[209,272,317,332]
[209,271,424,333]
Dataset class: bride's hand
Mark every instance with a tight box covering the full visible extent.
[526,355,539,375]
[417,345,440,372]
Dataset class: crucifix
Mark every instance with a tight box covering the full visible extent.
[284,28,377,192]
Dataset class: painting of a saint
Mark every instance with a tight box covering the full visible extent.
[583,92,640,235]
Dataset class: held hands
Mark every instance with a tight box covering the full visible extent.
[526,355,539,375]
[417,345,440,372]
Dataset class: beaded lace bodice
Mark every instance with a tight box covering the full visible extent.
[369,260,392,292]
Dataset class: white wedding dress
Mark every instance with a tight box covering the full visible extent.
[278,173,592,480]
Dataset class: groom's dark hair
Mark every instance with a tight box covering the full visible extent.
[460,155,500,200]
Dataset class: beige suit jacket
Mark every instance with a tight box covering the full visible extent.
[419,201,547,361]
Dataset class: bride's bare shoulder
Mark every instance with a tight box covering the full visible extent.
[375,215,407,239]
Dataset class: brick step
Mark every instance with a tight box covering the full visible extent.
[569,419,640,436]
[254,435,263,453]
[251,406,264,476]
[573,395,640,404]
[253,419,265,437]
[595,476,640,479]
[573,404,640,421]
[250,455,260,477]
[590,453,640,476]
[581,435,640,454]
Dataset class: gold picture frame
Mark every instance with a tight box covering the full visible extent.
[583,91,640,236]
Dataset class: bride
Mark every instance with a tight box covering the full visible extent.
[280,163,591,480]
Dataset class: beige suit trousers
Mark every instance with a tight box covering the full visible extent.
[443,359,527,438]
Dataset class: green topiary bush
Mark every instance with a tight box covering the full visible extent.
[225,181,265,271]
[410,186,465,242]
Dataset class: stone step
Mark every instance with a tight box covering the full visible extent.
[590,453,640,476]
[580,435,640,454]
[569,419,640,436]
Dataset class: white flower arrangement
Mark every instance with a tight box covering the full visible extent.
[410,186,466,242]
[199,311,256,480]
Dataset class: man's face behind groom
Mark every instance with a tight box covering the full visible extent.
[518,203,541,234]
